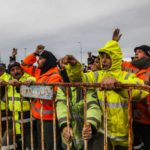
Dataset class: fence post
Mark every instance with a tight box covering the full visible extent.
[83,87,88,150]
[53,87,57,150]
[5,86,10,149]
[30,98,34,150]
[40,99,44,150]
[128,88,133,150]
[104,90,108,150]
[12,86,16,150]
[66,87,71,150]
[20,96,24,150]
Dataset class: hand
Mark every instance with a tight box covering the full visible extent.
[0,79,7,86]
[62,127,73,143]
[57,58,66,70]
[112,28,122,42]
[82,123,92,140]
[100,77,119,90]
[59,55,78,66]
[22,80,35,86]
[9,79,21,87]
[34,44,45,54]
[12,48,17,57]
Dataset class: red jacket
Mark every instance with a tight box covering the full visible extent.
[122,61,150,124]
[21,53,62,120]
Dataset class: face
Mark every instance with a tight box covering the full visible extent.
[37,56,46,68]
[91,57,101,71]
[93,57,101,70]
[0,68,5,76]
[134,49,148,61]
[10,66,24,80]
[88,64,93,70]
[100,53,112,70]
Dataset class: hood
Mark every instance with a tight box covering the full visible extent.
[39,50,57,75]
[98,40,122,71]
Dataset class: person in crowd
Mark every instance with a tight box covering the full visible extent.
[0,63,11,141]
[9,48,17,64]
[58,35,148,150]
[87,53,101,72]
[56,58,102,150]
[112,28,150,150]
[0,61,36,150]
[91,56,101,71]
[21,44,63,150]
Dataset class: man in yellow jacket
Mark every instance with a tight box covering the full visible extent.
[59,40,148,149]
[0,63,11,141]
[0,62,36,150]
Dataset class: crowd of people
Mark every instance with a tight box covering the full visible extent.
[0,28,150,150]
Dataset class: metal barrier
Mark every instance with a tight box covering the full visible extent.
[0,83,150,150]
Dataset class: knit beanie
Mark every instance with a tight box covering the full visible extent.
[134,45,150,57]
[8,62,21,73]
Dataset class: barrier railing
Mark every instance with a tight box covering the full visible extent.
[0,83,150,150]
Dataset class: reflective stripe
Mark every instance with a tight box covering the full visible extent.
[124,67,138,74]
[2,116,12,121]
[87,101,98,109]
[124,72,131,80]
[73,139,84,145]
[100,129,128,141]
[143,72,150,77]
[2,144,15,150]
[99,100,128,108]
[110,135,128,141]
[21,62,33,66]
[8,97,26,101]
[87,117,100,129]
[16,117,35,123]
[8,97,27,101]
[32,103,53,115]
[94,71,98,83]
[56,99,66,104]
[133,144,143,150]
[58,117,67,124]
[8,97,21,101]
[84,74,89,83]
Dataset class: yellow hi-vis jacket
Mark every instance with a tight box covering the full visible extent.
[8,72,35,134]
[65,40,148,147]
[0,72,11,110]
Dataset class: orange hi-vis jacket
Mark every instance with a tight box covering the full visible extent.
[122,61,150,124]
[21,53,62,120]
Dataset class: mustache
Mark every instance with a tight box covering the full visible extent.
[14,73,21,76]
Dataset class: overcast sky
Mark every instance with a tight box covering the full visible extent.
[0,0,150,64]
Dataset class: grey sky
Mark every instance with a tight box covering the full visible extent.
[0,0,150,64]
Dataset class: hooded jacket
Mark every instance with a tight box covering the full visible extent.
[65,40,148,146]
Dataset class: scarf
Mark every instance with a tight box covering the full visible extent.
[131,58,150,69]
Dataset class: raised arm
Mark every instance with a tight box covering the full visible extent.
[21,45,45,77]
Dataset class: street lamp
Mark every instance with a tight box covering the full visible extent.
[78,42,83,63]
